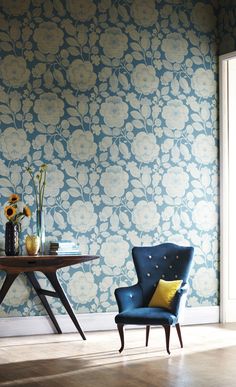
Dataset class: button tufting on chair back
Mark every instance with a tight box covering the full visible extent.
[132,243,193,306]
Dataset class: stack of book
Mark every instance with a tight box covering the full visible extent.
[49,241,80,255]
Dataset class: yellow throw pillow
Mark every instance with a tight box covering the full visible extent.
[148,279,183,310]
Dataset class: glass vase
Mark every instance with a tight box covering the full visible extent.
[36,209,45,255]
[5,221,19,256]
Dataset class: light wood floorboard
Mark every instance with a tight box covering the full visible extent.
[0,323,236,386]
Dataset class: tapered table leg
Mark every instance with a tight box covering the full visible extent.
[45,271,86,340]
[26,272,62,334]
[0,273,18,304]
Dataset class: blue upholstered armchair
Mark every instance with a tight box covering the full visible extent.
[114,243,194,354]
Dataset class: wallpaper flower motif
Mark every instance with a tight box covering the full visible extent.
[33,21,64,54]
[34,93,64,125]
[0,0,219,317]
[0,55,30,88]
[100,27,128,58]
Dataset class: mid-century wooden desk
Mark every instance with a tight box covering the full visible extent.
[0,254,99,339]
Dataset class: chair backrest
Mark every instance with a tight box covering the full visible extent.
[132,243,194,306]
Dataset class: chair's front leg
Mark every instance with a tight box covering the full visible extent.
[163,325,171,354]
[175,323,183,348]
[146,325,150,347]
[117,324,125,353]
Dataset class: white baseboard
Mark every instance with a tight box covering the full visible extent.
[0,306,219,337]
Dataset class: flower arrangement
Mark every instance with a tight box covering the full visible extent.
[4,194,31,227]
[26,164,47,254]
[26,164,47,211]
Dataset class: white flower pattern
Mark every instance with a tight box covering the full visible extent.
[0,127,30,161]
[67,60,97,91]
[1,0,30,16]
[67,129,97,161]
[44,165,64,197]
[100,96,128,127]
[162,167,189,198]
[68,272,98,303]
[192,134,217,164]
[0,56,30,88]
[100,28,128,58]
[100,166,129,197]
[34,93,64,125]
[131,64,159,95]
[67,201,97,232]
[191,68,216,98]
[162,99,189,130]
[131,132,160,163]
[1,276,30,307]
[192,267,217,298]
[101,236,129,267]
[33,22,64,54]
[192,201,217,231]
[191,3,217,33]
[132,201,160,232]
[131,0,158,27]
[67,0,96,21]
[162,33,188,63]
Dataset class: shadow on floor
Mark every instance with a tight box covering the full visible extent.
[1,345,236,387]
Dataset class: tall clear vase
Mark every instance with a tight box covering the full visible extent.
[36,209,45,255]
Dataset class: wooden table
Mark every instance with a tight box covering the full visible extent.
[0,254,99,339]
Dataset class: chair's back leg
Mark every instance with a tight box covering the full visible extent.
[163,325,171,354]
[175,323,183,348]
[146,325,150,346]
[117,324,125,353]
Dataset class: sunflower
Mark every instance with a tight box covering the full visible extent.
[23,206,31,217]
[4,205,17,220]
[8,194,20,204]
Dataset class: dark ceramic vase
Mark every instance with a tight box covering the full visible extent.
[5,221,19,256]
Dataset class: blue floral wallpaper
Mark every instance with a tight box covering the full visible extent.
[0,0,219,317]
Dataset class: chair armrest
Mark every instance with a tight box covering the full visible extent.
[115,284,143,313]
[171,283,189,316]
[178,283,188,295]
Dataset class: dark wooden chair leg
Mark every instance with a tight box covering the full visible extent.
[26,272,62,334]
[117,324,125,353]
[0,273,18,304]
[146,325,150,347]
[45,272,86,340]
[163,325,171,354]
[175,323,183,348]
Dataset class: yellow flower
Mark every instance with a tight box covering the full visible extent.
[8,193,20,204]
[4,205,17,220]
[23,206,31,217]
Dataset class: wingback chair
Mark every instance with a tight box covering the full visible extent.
[114,243,194,354]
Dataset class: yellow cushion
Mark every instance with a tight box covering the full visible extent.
[148,279,183,310]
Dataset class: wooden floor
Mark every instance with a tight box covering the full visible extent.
[1,323,236,386]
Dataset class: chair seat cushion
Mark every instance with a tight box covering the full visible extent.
[115,307,178,326]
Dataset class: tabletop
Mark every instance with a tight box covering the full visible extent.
[0,254,99,274]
